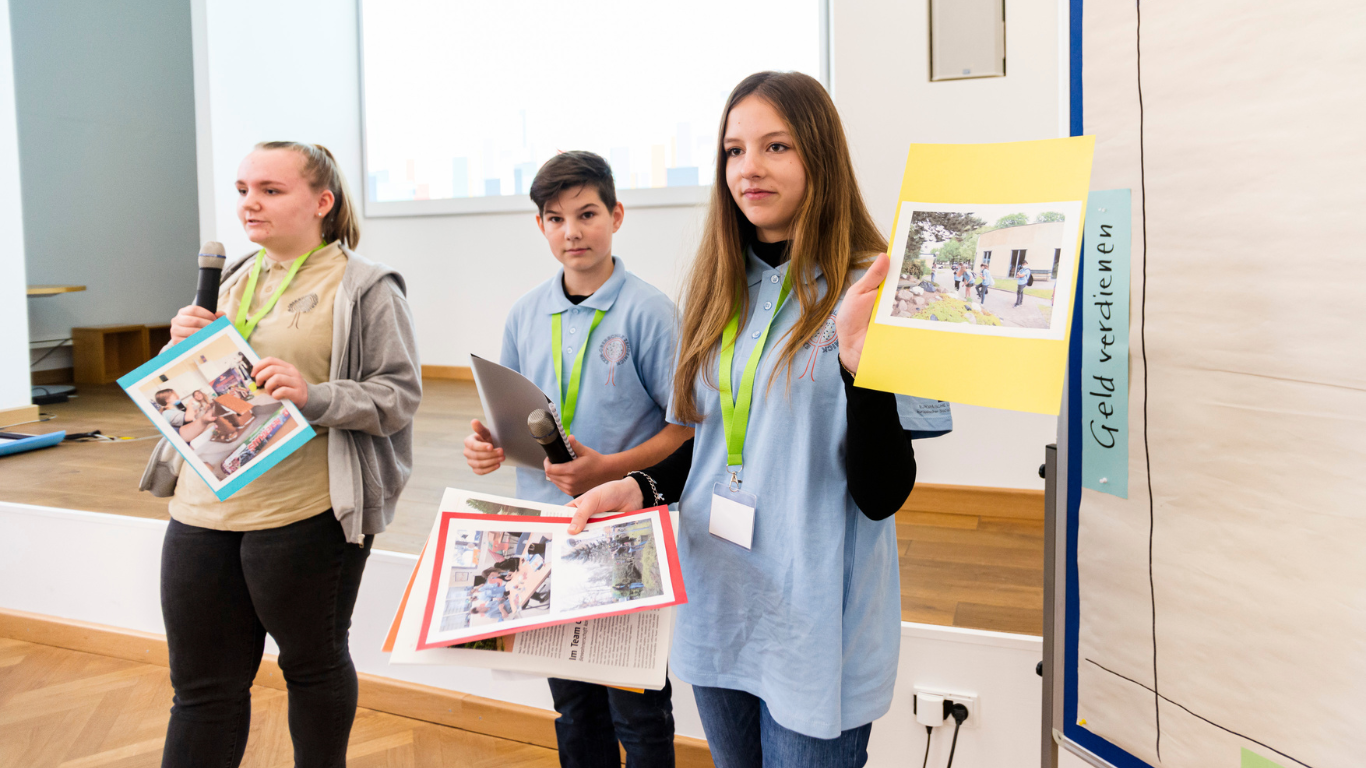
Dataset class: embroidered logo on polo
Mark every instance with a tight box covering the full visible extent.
[799,313,838,381]
[599,335,630,386]
[287,292,320,329]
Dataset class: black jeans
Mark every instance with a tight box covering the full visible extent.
[548,677,675,768]
[1015,283,1026,306]
[160,510,372,768]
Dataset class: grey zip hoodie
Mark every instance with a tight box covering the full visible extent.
[140,246,421,544]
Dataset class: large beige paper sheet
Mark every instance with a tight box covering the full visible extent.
[1073,3,1366,767]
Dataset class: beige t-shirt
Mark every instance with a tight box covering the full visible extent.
[169,241,347,531]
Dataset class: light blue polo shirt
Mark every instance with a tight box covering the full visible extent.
[501,256,678,504]
[668,252,920,739]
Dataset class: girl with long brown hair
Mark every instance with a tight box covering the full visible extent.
[568,72,918,766]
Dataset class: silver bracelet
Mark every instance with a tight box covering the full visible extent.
[626,470,665,507]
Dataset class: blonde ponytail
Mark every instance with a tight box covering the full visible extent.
[256,141,361,249]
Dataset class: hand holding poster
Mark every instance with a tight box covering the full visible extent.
[117,316,315,500]
[857,137,1096,414]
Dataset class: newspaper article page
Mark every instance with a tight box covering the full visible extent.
[509,612,663,670]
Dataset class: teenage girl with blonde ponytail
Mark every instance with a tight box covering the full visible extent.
[151,142,421,767]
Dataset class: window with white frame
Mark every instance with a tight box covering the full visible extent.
[359,0,827,216]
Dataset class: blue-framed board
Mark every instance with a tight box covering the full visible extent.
[1058,1,1150,763]
[1056,1,1360,767]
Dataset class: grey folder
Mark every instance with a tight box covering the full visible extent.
[469,354,574,470]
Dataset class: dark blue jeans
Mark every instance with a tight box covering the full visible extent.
[159,511,371,768]
[692,685,871,768]
[548,677,675,768]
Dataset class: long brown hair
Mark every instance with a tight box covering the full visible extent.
[672,71,887,423]
[256,141,361,249]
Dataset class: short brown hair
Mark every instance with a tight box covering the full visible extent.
[528,151,617,215]
[256,141,361,249]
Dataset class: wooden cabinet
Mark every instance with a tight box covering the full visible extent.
[71,324,150,384]
[146,322,172,356]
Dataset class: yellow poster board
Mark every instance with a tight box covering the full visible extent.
[856,137,1095,414]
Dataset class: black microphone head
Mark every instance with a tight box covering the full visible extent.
[198,240,226,270]
[528,409,558,444]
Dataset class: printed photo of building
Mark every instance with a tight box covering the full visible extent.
[974,220,1065,283]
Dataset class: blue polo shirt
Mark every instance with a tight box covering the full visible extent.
[501,256,678,504]
[668,252,920,739]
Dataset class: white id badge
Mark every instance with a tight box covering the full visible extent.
[710,482,757,550]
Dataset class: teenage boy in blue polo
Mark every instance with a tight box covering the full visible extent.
[463,150,690,768]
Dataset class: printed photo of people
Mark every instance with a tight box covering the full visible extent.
[132,332,299,483]
[555,519,663,611]
[439,529,553,632]
[880,201,1081,334]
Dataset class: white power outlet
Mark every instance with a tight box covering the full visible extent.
[913,686,980,729]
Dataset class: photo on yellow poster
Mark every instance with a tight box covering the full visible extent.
[876,201,1082,339]
[856,137,1095,414]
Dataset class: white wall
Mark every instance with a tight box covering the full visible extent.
[193,0,1065,489]
[0,502,1046,768]
[0,0,32,413]
[193,0,363,257]
[15,0,199,366]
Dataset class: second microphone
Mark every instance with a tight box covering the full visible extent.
[527,408,574,464]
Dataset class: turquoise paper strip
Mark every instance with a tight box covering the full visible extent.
[1081,189,1131,498]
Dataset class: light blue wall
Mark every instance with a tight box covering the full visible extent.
[13,0,198,353]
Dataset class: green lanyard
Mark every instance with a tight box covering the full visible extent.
[718,270,792,473]
[551,308,606,433]
[233,243,326,340]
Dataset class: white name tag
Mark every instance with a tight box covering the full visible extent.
[710,482,757,550]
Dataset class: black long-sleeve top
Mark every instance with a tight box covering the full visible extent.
[631,241,917,520]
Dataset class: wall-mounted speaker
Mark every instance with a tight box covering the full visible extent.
[930,0,1006,81]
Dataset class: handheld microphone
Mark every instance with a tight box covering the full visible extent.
[528,409,574,464]
[195,241,227,313]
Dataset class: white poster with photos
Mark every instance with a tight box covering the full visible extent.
[117,316,315,500]
[875,200,1083,340]
[416,495,686,650]
[385,490,675,690]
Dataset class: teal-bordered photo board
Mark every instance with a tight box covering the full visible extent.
[117,316,316,501]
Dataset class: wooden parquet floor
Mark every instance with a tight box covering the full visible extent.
[897,512,1044,635]
[0,638,560,767]
[0,380,1043,636]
